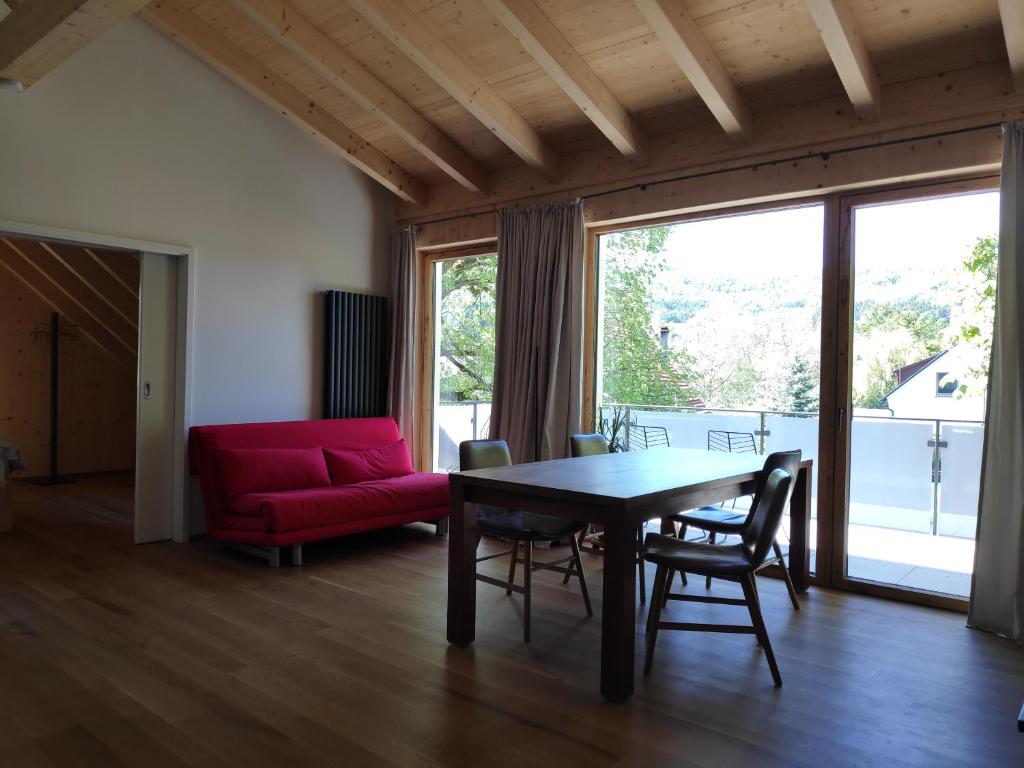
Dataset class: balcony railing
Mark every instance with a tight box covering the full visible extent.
[435,400,982,541]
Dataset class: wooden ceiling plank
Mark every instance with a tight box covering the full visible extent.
[346,0,561,182]
[142,0,428,205]
[481,0,647,163]
[3,238,137,354]
[999,0,1024,92]
[0,0,151,88]
[234,0,489,193]
[0,241,132,367]
[632,0,751,139]
[43,243,138,329]
[804,0,881,120]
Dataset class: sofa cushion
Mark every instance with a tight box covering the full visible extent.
[229,472,448,532]
[218,448,331,498]
[324,439,415,485]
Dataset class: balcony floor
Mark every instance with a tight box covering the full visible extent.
[807,518,975,598]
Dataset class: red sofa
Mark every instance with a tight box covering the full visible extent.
[188,417,448,565]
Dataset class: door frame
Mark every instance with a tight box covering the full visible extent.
[414,243,498,473]
[0,218,196,543]
[826,175,999,611]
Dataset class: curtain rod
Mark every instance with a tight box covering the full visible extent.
[411,121,1004,229]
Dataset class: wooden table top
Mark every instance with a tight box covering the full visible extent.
[453,447,766,508]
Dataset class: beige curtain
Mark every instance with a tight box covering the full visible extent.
[388,225,417,454]
[489,199,584,463]
[968,122,1024,643]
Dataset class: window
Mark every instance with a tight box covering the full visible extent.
[935,372,959,397]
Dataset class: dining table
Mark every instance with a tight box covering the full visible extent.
[446,447,812,703]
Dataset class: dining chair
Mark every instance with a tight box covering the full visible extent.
[642,467,794,687]
[460,439,592,642]
[567,433,657,604]
[664,449,802,610]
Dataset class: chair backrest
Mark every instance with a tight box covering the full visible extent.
[570,433,610,457]
[628,424,671,451]
[459,439,512,471]
[751,449,801,506]
[742,468,794,566]
[707,430,756,454]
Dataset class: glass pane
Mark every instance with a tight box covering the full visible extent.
[596,206,824,566]
[845,191,997,597]
[431,254,497,472]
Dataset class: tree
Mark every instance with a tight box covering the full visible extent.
[783,355,819,413]
[438,255,496,400]
[951,234,997,396]
[600,227,697,407]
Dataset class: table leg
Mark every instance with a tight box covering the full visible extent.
[447,476,477,646]
[789,464,812,592]
[0,467,11,534]
[600,516,636,703]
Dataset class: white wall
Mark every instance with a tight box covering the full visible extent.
[0,17,395,424]
[0,17,396,533]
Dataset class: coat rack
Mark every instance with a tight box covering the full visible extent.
[31,312,75,486]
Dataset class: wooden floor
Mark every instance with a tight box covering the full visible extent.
[1,477,1022,767]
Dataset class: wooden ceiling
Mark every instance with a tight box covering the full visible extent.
[2,0,1023,212]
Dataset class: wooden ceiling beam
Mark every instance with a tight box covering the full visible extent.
[804,0,881,119]
[347,0,561,182]
[234,0,488,194]
[999,0,1024,92]
[0,0,150,89]
[481,0,647,163]
[5,238,137,354]
[142,0,428,206]
[85,247,139,300]
[0,240,132,367]
[44,243,138,329]
[632,0,751,139]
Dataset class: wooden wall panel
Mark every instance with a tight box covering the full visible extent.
[0,251,137,478]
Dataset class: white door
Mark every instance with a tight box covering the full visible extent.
[134,252,178,543]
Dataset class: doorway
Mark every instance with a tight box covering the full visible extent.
[0,225,192,544]
[832,183,998,605]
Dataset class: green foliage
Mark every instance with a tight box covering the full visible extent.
[598,406,628,452]
[438,255,496,401]
[600,228,697,407]
[952,235,998,394]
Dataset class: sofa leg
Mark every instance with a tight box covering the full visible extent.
[267,547,280,568]
[436,517,449,537]
[291,544,303,566]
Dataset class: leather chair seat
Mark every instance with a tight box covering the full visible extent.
[670,505,748,534]
[478,508,584,541]
[643,532,753,576]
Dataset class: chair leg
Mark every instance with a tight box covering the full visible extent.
[705,531,716,590]
[507,540,519,595]
[644,565,670,674]
[570,534,593,617]
[637,524,646,606]
[677,524,688,586]
[741,574,782,687]
[523,541,533,643]
[773,540,800,611]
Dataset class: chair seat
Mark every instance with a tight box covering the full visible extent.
[478,509,585,541]
[669,505,748,534]
[643,533,754,576]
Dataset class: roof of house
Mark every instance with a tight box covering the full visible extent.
[885,350,948,401]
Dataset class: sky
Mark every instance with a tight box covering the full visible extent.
[631,190,1000,281]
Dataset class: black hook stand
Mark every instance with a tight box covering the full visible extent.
[31,313,75,487]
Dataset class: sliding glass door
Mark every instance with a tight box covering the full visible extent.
[835,183,998,604]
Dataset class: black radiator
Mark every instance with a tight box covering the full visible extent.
[323,290,390,419]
